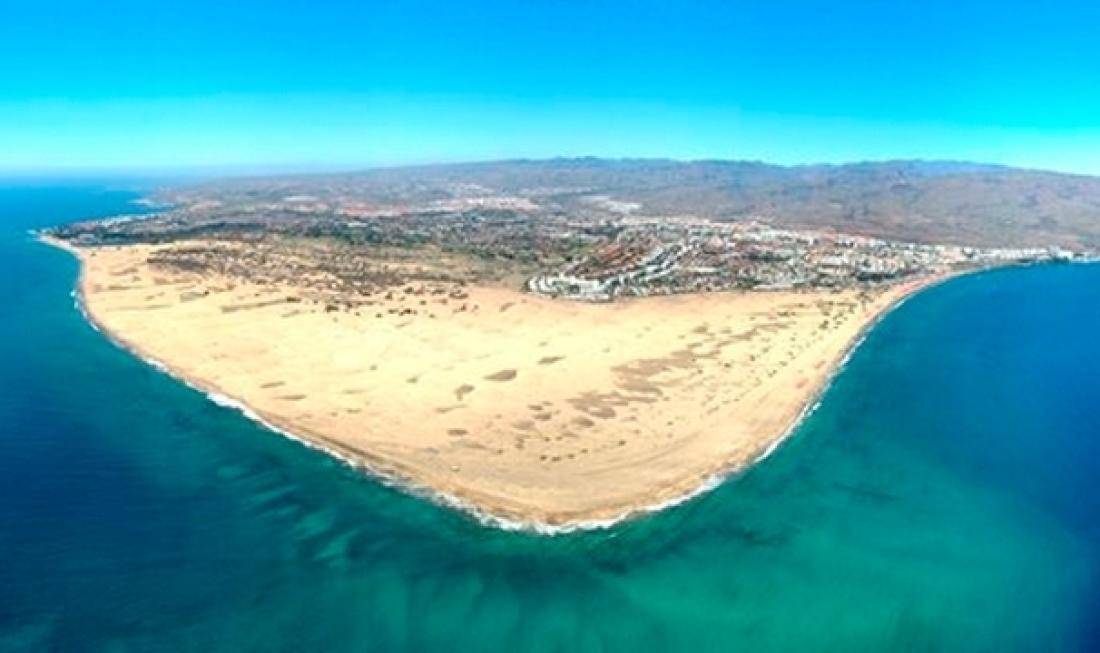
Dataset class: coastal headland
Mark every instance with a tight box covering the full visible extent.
[50,237,942,528]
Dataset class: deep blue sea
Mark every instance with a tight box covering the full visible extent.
[1,185,1098,652]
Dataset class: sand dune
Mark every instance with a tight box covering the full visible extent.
[57,240,941,527]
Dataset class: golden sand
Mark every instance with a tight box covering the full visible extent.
[55,239,941,527]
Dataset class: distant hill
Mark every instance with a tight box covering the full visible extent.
[167,159,1100,250]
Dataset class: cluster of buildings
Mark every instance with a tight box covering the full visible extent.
[527,242,684,301]
[526,218,1080,301]
[49,192,1086,304]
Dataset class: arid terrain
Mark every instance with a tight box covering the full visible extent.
[146,158,1100,250]
[59,238,938,525]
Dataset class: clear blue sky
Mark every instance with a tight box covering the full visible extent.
[3,0,1100,175]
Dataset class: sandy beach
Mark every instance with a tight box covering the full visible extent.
[50,238,943,528]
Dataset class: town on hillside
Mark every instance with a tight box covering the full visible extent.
[48,169,1089,303]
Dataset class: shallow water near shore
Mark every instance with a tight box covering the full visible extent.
[1,185,1099,652]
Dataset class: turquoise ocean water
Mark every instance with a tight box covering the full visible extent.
[0,185,1098,652]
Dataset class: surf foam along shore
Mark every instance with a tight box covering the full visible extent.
[69,285,726,535]
[42,235,956,533]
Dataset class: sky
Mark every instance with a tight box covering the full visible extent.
[3,0,1100,175]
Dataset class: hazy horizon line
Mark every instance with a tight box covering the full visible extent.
[1,154,1090,183]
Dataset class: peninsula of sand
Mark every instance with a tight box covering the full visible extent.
[50,238,943,528]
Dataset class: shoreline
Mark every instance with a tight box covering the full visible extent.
[41,233,960,534]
